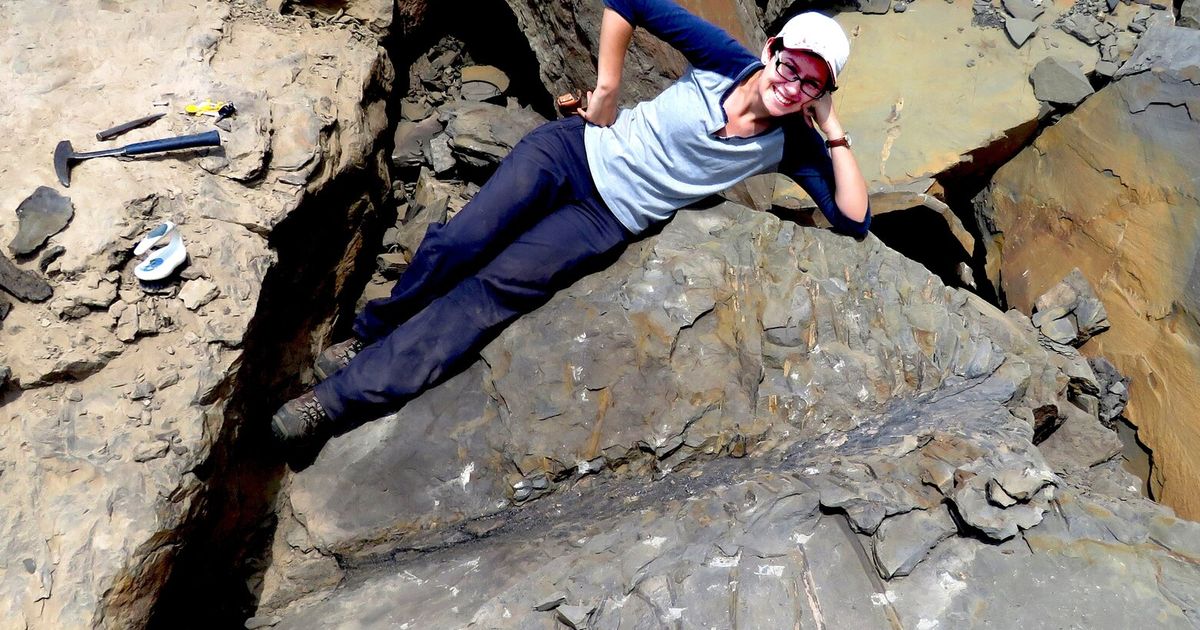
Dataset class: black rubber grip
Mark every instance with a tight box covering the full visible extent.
[123,130,221,155]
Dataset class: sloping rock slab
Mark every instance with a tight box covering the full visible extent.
[978,25,1200,519]
[264,199,1082,612]
[269,378,1200,628]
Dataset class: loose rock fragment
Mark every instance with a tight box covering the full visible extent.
[10,186,74,256]
[555,604,596,629]
[1002,0,1045,20]
[871,507,958,578]
[0,251,53,302]
[859,0,891,14]
[533,592,568,611]
[1031,269,1109,345]
[1030,57,1094,106]
[1005,18,1038,47]
[178,279,219,310]
[1060,14,1103,44]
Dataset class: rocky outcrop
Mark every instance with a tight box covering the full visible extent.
[502,0,764,106]
[977,26,1200,519]
[0,0,394,627]
[261,202,1200,626]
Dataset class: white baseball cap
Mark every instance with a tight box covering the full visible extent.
[776,12,851,89]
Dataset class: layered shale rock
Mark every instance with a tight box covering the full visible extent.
[977,26,1200,520]
[0,0,394,626]
[261,203,1200,626]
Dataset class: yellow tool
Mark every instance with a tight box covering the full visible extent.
[184,100,227,116]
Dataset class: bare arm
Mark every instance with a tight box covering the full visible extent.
[807,96,869,223]
[579,8,633,126]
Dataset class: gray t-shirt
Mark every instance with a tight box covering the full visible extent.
[585,65,787,234]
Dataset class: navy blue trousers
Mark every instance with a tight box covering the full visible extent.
[315,116,634,421]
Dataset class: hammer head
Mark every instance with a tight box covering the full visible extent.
[54,140,75,188]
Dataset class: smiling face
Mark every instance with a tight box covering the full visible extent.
[755,40,832,118]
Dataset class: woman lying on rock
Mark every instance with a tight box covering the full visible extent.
[272,0,870,443]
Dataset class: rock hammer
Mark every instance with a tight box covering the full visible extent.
[53,130,221,187]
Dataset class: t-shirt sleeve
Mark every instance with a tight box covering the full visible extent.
[779,122,871,237]
[603,0,759,79]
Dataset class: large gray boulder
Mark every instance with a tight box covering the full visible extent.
[256,200,1186,620]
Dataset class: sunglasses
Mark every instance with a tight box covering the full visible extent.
[774,53,834,100]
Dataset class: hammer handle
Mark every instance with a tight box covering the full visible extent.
[122,130,221,156]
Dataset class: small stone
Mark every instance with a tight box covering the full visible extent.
[1005,18,1038,47]
[376,252,408,279]
[131,382,157,400]
[178,278,219,310]
[1002,0,1045,20]
[556,604,595,629]
[1060,14,1103,44]
[426,133,456,174]
[871,506,958,578]
[893,1,908,11]
[38,245,65,272]
[1030,56,1095,106]
[9,186,74,256]
[988,479,1019,507]
[0,251,52,302]
[133,439,171,463]
[460,81,502,102]
[23,558,35,573]
[67,388,83,402]
[243,615,281,630]
[533,592,568,611]
[400,98,433,122]
[244,615,282,630]
[966,59,976,68]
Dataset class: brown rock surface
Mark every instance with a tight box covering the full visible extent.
[834,0,1099,186]
[980,26,1200,518]
[0,0,393,626]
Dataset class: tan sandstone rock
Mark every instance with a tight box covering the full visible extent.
[0,0,394,626]
[981,26,1200,519]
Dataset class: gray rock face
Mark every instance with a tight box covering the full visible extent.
[9,186,73,256]
[268,373,1200,628]
[260,197,1177,621]
[1031,56,1095,105]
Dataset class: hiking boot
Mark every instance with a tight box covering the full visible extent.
[314,338,365,381]
[271,390,332,442]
